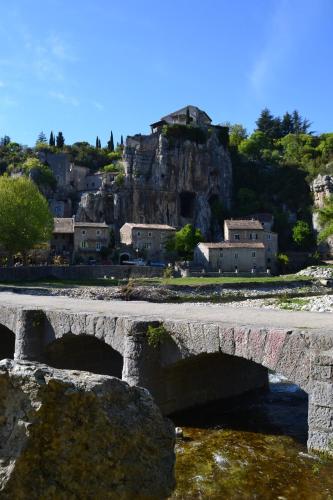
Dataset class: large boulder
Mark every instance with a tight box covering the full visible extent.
[0,359,175,499]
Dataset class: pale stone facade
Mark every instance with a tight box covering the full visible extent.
[195,219,278,272]
[120,223,176,261]
[150,105,212,133]
[74,222,110,261]
[195,242,266,273]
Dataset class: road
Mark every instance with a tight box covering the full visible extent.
[0,291,332,331]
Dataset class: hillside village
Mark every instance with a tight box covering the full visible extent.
[1,105,332,273]
[38,106,279,273]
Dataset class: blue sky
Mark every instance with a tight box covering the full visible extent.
[0,0,332,146]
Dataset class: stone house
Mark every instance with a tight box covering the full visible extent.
[195,219,278,273]
[224,219,278,271]
[195,242,266,273]
[51,218,74,257]
[150,105,212,133]
[74,222,110,262]
[120,223,176,262]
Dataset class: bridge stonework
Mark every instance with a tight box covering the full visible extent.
[0,304,332,455]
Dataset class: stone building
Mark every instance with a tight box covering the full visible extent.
[74,222,110,262]
[195,242,266,273]
[224,219,278,271]
[51,218,74,256]
[195,219,278,273]
[120,223,176,262]
[150,105,212,133]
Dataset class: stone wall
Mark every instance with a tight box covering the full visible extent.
[0,264,164,282]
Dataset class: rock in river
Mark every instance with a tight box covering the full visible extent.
[0,359,175,499]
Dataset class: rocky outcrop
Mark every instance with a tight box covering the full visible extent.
[76,190,115,224]
[311,173,333,256]
[122,130,232,239]
[0,359,175,499]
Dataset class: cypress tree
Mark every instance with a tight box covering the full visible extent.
[96,136,101,149]
[49,131,55,146]
[120,135,124,146]
[56,131,65,148]
[107,131,114,151]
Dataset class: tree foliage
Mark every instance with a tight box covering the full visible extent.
[292,220,315,249]
[0,177,53,259]
[166,224,204,260]
[56,131,65,148]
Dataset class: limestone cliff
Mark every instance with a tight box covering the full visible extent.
[0,359,175,499]
[122,129,232,239]
[311,173,333,256]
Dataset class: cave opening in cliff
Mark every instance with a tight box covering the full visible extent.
[180,192,196,218]
[44,334,123,378]
[0,325,15,360]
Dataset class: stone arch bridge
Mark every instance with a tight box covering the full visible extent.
[0,293,332,455]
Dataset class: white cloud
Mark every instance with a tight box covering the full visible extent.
[49,90,79,107]
[93,101,104,111]
[48,35,77,62]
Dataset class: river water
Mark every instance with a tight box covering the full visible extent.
[170,376,333,499]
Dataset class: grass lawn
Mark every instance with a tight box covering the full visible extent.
[0,274,314,288]
[134,274,313,286]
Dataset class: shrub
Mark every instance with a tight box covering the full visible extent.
[115,172,125,187]
[146,324,169,348]
[162,124,207,144]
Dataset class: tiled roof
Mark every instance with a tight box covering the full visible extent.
[122,223,176,231]
[224,219,263,230]
[198,242,265,249]
[75,222,109,228]
[53,218,74,234]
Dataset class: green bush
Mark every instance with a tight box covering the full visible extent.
[146,324,169,348]
[115,172,125,186]
[162,124,207,144]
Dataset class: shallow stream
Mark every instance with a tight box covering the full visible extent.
[170,377,333,499]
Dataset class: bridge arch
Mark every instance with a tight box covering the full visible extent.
[146,322,313,415]
[0,324,16,360]
[43,334,124,378]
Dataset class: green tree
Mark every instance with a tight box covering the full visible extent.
[281,112,294,136]
[236,187,261,215]
[317,195,333,242]
[107,131,114,151]
[228,124,247,147]
[36,131,47,144]
[120,135,124,146]
[185,107,191,125]
[0,177,53,262]
[49,131,55,147]
[21,157,57,190]
[238,131,270,161]
[166,224,204,260]
[0,136,11,147]
[292,220,314,249]
[56,131,65,148]
[95,136,101,149]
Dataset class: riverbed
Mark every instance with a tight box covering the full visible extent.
[170,378,333,499]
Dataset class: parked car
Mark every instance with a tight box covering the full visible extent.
[150,261,166,268]
[123,258,147,266]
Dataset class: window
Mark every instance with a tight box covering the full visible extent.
[96,229,101,236]
[250,233,258,240]
[80,241,87,249]
[267,247,271,253]
[253,264,257,269]
[148,232,152,237]
[267,234,271,240]
[234,234,240,240]
[144,243,152,249]
[234,253,238,260]
[96,242,101,251]
[137,231,141,236]
[252,251,256,258]
[220,250,223,256]
[82,230,86,236]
